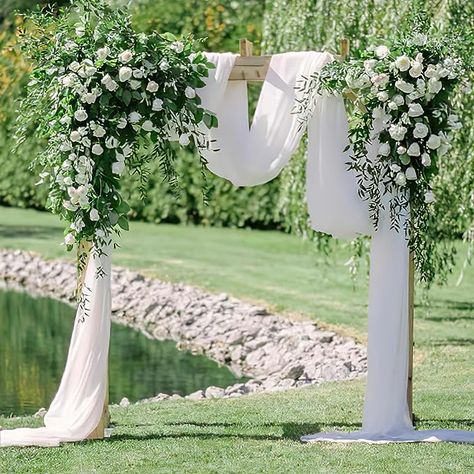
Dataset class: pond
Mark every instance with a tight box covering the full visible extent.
[0,289,244,416]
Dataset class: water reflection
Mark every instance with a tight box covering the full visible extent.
[0,289,244,415]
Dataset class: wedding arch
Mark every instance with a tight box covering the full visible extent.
[1,1,473,447]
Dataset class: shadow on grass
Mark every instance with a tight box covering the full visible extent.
[111,421,363,443]
[430,338,474,346]
[0,225,61,240]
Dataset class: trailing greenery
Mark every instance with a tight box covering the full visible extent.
[263,0,474,287]
[16,0,218,258]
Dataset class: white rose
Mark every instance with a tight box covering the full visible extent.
[185,86,196,99]
[421,153,431,167]
[405,166,417,180]
[171,41,184,53]
[93,125,106,138]
[438,68,450,78]
[389,124,408,141]
[89,208,100,221]
[395,171,407,186]
[409,61,423,78]
[179,134,190,146]
[424,190,435,203]
[62,74,76,87]
[428,77,442,94]
[133,69,145,79]
[393,95,404,106]
[119,50,134,64]
[60,115,72,126]
[82,92,97,104]
[377,91,389,102]
[105,80,119,92]
[147,81,159,93]
[395,55,411,71]
[391,163,401,173]
[68,61,80,72]
[371,73,389,88]
[117,117,128,129]
[97,46,110,60]
[64,41,78,51]
[375,45,390,59]
[388,101,398,111]
[101,74,113,85]
[142,120,154,132]
[160,59,170,71]
[63,200,78,211]
[364,59,377,72]
[128,112,142,123]
[63,176,73,186]
[83,64,97,78]
[74,109,88,122]
[75,25,85,37]
[395,80,415,94]
[407,143,421,156]
[70,130,81,142]
[413,122,429,138]
[378,143,391,156]
[426,134,441,150]
[119,66,133,82]
[416,78,426,91]
[408,103,424,117]
[152,98,164,111]
[397,146,407,155]
[424,64,437,78]
[92,144,104,155]
[105,136,119,149]
[112,160,125,175]
[64,233,76,245]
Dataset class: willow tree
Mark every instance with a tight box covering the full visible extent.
[263,0,474,286]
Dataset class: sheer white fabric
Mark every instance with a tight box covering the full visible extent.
[200,52,474,444]
[0,247,111,447]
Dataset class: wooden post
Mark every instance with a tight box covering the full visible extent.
[339,38,350,60]
[77,241,110,440]
[87,373,110,440]
[407,251,415,423]
[239,38,253,57]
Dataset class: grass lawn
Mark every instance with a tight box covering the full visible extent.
[0,206,473,473]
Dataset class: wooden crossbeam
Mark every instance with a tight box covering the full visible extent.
[229,38,350,82]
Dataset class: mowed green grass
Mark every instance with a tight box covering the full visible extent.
[0,206,473,473]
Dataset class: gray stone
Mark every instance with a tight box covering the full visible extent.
[0,249,367,406]
[204,386,225,399]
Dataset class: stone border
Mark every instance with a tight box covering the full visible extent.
[0,249,367,403]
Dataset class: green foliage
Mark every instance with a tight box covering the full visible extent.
[263,0,474,287]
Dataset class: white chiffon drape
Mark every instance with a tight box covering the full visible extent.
[0,247,111,448]
[200,51,474,444]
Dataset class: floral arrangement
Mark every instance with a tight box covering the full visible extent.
[295,32,467,282]
[15,0,216,263]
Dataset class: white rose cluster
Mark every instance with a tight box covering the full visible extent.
[357,42,462,196]
[36,12,215,250]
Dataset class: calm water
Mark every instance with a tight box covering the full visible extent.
[0,289,243,416]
